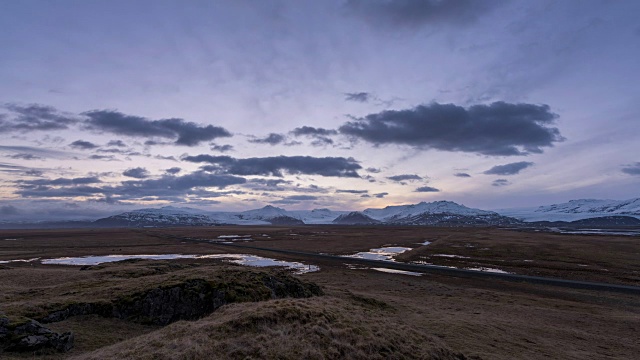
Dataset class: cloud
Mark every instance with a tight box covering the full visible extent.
[210,144,233,152]
[83,110,231,146]
[387,174,422,182]
[0,205,20,215]
[16,171,247,201]
[291,126,338,137]
[344,92,371,102]
[107,140,127,147]
[492,179,509,187]
[415,186,440,192]
[7,153,40,160]
[454,172,471,177]
[248,133,286,145]
[283,195,317,201]
[346,0,501,28]
[621,162,640,175]
[336,189,369,194]
[18,176,102,186]
[183,155,362,178]
[366,167,381,173]
[89,154,118,161]
[0,103,79,132]
[373,192,388,198]
[70,140,99,150]
[290,126,338,147]
[165,167,182,174]
[483,161,534,175]
[339,102,562,156]
[123,167,150,179]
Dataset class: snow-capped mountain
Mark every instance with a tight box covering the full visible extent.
[94,207,217,227]
[363,201,495,222]
[92,201,523,227]
[289,208,349,224]
[498,198,640,221]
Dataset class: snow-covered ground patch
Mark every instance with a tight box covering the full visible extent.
[0,257,40,264]
[344,246,412,261]
[371,267,422,276]
[36,254,319,274]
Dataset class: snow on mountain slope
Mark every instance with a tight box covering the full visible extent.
[289,208,349,224]
[363,201,495,222]
[497,198,640,221]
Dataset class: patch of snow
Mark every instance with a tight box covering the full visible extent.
[431,254,470,259]
[371,267,422,276]
[344,247,412,261]
[0,257,40,264]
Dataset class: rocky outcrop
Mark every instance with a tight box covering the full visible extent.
[40,273,323,326]
[0,318,74,353]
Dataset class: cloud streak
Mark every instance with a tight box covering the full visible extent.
[484,162,534,175]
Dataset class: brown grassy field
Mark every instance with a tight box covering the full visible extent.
[1,226,639,359]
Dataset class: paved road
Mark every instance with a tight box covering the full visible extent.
[156,232,640,295]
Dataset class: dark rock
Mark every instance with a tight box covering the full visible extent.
[39,273,323,327]
[1,319,74,353]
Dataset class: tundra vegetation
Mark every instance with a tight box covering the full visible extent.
[1,226,639,359]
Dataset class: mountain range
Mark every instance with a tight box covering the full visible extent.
[2,198,639,229]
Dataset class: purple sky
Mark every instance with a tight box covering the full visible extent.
[1,0,639,220]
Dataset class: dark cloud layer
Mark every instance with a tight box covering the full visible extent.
[387,174,422,182]
[346,0,501,28]
[484,162,533,175]
[183,155,362,178]
[621,162,640,175]
[16,171,246,201]
[415,186,440,192]
[454,172,471,177]
[84,110,231,146]
[340,102,562,156]
[123,167,150,179]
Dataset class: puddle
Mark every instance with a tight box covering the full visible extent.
[198,254,318,274]
[432,254,470,259]
[41,254,199,265]
[0,257,40,264]
[217,235,252,239]
[464,267,510,274]
[371,267,422,276]
[2,238,19,241]
[420,241,432,245]
[344,246,412,261]
[38,254,318,274]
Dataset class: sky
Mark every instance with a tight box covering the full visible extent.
[1,0,639,220]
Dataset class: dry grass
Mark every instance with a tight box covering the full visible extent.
[73,297,465,360]
[2,226,640,359]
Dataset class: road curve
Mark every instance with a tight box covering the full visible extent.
[156,232,640,295]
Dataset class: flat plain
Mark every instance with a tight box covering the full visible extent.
[1,226,639,359]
